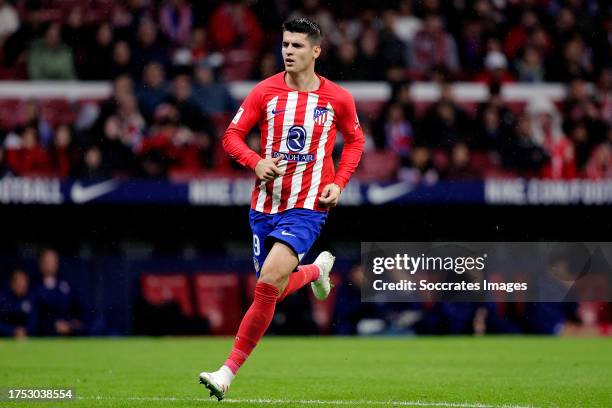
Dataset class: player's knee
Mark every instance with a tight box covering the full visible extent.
[258,266,289,289]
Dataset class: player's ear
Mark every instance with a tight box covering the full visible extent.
[312,45,321,59]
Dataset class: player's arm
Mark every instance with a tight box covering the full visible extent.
[222,89,284,182]
[319,92,365,208]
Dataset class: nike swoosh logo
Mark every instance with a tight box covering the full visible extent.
[272,109,285,116]
[281,230,296,237]
[71,180,117,204]
[366,182,414,204]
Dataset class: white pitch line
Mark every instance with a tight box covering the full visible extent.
[78,396,535,408]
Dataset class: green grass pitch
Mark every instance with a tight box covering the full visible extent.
[0,337,611,407]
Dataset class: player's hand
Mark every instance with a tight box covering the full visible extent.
[318,183,341,208]
[255,156,284,182]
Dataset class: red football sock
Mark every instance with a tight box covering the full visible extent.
[277,264,321,303]
[224,281,279,375]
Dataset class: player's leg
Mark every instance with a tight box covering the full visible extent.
[199,210,280,400]
[266,209,335,302]
[223,241,297,371]
[277,252,335,301]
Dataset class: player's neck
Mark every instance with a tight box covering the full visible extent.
[284,69,320,92]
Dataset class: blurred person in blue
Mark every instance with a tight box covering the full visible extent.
[0,268,36,338]
[333,264,387,335]
[33,248,84,336]
[192,61,237,117]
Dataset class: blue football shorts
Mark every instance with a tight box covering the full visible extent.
[249,208,328,277]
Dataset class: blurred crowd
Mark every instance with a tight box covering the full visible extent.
[0,0,611,181]
[2,250,610,337]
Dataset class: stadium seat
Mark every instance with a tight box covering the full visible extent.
[140,274,194,317]
[0,99,24,130]
[39,99,75,127]
[193,273,242,335]
[354,150,400,182]
[356,101,385,121]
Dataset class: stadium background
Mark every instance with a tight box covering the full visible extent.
[0,0,611,338]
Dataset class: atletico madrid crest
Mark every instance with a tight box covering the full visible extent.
[313,106,328,125]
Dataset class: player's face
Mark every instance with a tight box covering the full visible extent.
[282,31,321,73]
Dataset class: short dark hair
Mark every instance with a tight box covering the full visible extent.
[282,18,322,45]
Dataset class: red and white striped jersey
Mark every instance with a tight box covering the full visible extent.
[223,72,365,214]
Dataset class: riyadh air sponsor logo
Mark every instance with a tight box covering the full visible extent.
[272,151,315,162]
[366,182,414,204]
[286,125,307,152]
[70,180,118,203]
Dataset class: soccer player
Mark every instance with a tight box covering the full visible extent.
[199,18,364,400]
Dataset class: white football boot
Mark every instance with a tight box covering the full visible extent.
[199,366,234,401]
[311,251,335,300]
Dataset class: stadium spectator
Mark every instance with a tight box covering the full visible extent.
[377,10,408,71]
[444,142,480,180]
[96,115,136,178]
[503,10,541,59]
[115,92,146,149]
[327,40,368,81]
[165,73,212,133]
[392,0,422,44]
[501,114,547,175]
[80,22,115,80]
[73,144,107,180]
[159,0,193,47]
[27,22,76,80]
[585,128,612,179]
[398,146,439,184]
[208,1,263,53]
[458,19,486,74]
[136,62,169,121]
[408,14,459,76]
[33,248,84,336]
[4,126,50,177]
[563,79,606,146]
[139,102,211,175]
[189,27,209,64]
[110,40,138,79]
[596,69,612,126]
[474,51,515,85]
[546,34,593,82]
[0,0,19,47]
[61,6,87,64]
[473,103,513,151]
[253,52,280,80]
[92,74,135,140]
[552,8,579,46]
[515,46,546,83]
[0,146,13,177]
[0,269,35,338]
[356,28,384,81]
[383,104,414,160]
[48,124,75,178]
[526,98,576,179]
[192,62,237,116]
[418,84,470,149]
[132,17,169,69]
